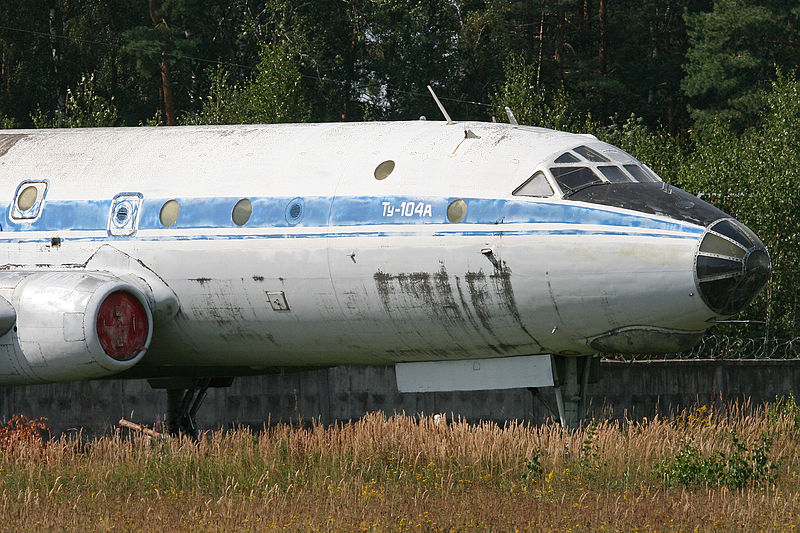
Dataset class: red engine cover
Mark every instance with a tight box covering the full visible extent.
[96,290,149,361]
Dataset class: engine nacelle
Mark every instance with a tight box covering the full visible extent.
[0,272,152,384]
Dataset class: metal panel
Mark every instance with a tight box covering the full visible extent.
[395,354,554,393]
[267,291,290,311]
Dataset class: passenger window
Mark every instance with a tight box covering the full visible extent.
[447,199,467,223]
[11,180,48,221]
[574,145,610,162]
[550,167,603,193]
[554,152,580,163]
[624,164,657,183]
[159,199,180,227]
[597,166,633,183]
[232,198,252,226]
[513,171,554,197]
[374,160,395,180]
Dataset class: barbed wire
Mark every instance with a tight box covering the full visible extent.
[605,335,800,361]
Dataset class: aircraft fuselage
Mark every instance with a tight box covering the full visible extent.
[0,121,770,386]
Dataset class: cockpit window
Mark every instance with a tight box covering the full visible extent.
[597,165,632,183]
[554,152,581,163]
[624,164,657,183]
[543,143,664,198]
[550,167,603,193]
[574,145,610,162]
[513,171,554,197]
[641,164,662,182]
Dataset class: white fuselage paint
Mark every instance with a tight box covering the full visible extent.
[0,122,713,384]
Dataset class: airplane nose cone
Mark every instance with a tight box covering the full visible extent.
[695,218,771,316]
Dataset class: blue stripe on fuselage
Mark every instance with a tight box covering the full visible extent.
[1,195,704,236]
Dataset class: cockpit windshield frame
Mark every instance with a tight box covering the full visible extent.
[512,143,664,200]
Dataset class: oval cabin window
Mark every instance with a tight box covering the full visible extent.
[374,160,395,180]
[232,198,252,226]
[159,199,180,227]
[447,199,467,223]
[17,186,38,211]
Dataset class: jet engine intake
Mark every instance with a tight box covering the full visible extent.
[2,272,153,383]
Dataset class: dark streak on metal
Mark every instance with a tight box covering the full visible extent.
[373,270,394,314]
[488,268,540,346]
[375,267,463,325]
[375,267,543,357]
[252,276,264,282]
[454,275,502,353]
[433,263,462,322]
[0,134,26,158]
[464,271,495,338]
[190,277,212,285]
[546,275,564,324]
[373,267,475,356]
[386,348,453,359]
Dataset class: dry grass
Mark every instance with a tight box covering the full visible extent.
[2,402,800,531]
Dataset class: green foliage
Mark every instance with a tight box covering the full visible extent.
[768,393,800,436]
[1,116,20,129]
[31,74,118,128]
[682,0,800,130]
[576,424,607,481]
[184,42,309,125]
[597,115,687,186]
[491,54,592,132]
[655,432,776,488]
[520,450,543,488]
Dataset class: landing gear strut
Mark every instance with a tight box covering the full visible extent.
[148,377,234,437]
[530,355,599,428]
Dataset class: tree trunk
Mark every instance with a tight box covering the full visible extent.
[598,0,607,74]
[580,0,591,35]
[553,6,566,82]
[1,44,6,96]
[342,4,359,121]
[149,0,176,125]
[48,2,65,126]
[536,9,545,86]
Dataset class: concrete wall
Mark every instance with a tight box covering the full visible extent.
[2,359,799,436]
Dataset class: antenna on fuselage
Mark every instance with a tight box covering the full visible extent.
[504,106,519,126]
[427,85,454,125]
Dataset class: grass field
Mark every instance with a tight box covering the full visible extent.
[2,400,800,531]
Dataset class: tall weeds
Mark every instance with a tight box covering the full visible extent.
[1,403,799,530]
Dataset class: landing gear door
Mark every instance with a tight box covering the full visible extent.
[108,193,142,237]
